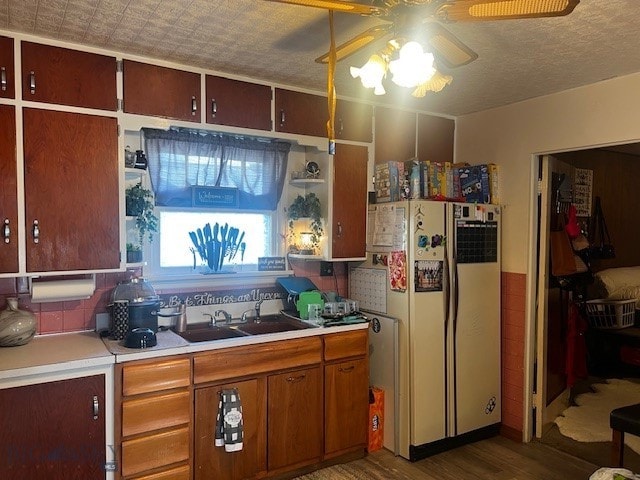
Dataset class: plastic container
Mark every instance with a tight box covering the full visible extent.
[585,298,636,329]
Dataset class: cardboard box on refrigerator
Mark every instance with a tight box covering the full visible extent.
[458,164,490,203]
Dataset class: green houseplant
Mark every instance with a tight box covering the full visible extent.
[287,193,324,254]
[125,182,159,251]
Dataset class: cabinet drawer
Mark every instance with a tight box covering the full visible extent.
[122,358,191,396]
[121,427,190,477]
[131,464,190,480]
[323,329,368,361]
[122,390,190,437]
[194,337,322,384]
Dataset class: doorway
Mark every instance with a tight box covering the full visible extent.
[527,146,640,468]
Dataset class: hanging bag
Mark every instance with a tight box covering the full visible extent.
[550,213,578,277]
[589,196,615,259]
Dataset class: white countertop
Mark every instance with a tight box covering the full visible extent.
[0,321,370,380]
[0,331,115,381]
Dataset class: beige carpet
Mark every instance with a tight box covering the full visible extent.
[555,378,640,454]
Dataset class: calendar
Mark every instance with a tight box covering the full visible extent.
[349,267,387,314]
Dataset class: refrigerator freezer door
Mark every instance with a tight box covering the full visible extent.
[450,203,501,436]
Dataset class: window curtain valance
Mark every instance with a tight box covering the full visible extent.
[143,128,290,210]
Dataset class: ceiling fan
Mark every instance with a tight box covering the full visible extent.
[264,0,580,70]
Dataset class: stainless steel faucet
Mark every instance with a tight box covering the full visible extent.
[254,299,264,323]
[213,309,232,325]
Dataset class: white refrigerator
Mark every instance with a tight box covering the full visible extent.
[350,200,501,461]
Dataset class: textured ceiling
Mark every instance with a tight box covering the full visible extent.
[1,1,640,117]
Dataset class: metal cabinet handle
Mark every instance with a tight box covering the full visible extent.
[336,221,343,238]
[93,395,99,420]
[338,365,355,373]
[29,71,35,95]
[338,117,344,136]
[279,109,285,126]
[211,99,217,118]
[286,374,306,383]
[1,67,6,92]
[191,96,197,115]
[32,220,39,244]
[2,219,9,244]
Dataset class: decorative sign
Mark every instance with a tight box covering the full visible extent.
[258,257,287,271]
[573,168,593,217]
[158,287,285,308]
[191,186,239,208]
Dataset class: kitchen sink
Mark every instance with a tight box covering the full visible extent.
[232,317,313,335]
[175,315,314,343]
[177,324,248,343]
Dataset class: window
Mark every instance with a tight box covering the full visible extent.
[142,128,290,278]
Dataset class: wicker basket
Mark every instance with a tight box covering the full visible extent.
[584,299,636,329]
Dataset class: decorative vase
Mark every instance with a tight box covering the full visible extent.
[0,298,37,347]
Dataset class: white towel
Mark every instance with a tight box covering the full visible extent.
[214,388,244,452]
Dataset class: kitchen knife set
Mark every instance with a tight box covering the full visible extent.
[189,223,246,272]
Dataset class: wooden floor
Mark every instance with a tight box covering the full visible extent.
[298,436,601,479]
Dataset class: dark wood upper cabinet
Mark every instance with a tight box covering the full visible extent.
[332,143,368,259]
[205,75,272,130]
[0,36,15,99]
[0,105,18,273]
[417,113,455,164]
[123,60,201,122]
[275,88,327,138]
[374,106,417,164]
[21,41,116,110]
[23,108,120,273]
[335,99,373,143]
[0,375,105,479]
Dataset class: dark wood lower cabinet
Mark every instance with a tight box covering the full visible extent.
[267,366,323,471]
[194,378,266,480]
[0,375,105,480]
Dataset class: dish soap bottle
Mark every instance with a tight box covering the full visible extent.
[0,297,36,347]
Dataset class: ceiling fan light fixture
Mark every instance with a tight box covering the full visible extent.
[350,54,387,94]
[389,41,436,88]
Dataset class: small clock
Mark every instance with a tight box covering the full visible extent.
[305,161,320,178]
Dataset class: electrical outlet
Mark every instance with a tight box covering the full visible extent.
[320,261,334,276]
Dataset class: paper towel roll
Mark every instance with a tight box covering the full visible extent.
[30,277,96,303]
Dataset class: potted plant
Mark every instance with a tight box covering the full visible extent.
[126,243,143,263]
[287,193,324,254]
[125,182,159,253]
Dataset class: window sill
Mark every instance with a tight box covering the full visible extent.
[145,269,294,290]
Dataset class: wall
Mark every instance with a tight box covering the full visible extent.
[0,262,348,334]
[456,72,640,438]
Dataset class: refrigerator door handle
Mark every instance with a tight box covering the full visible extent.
[443,244,450,330]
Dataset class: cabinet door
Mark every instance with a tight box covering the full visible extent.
[21,42,116,110]
[123,60,201,122]
[417,113,455,164]
[325,358,369,456]
[0,36,14,99]
[23,108,120,272]
[195,378,266,480]
[0,375,105,479]
[335,99,372,143]
[205,75,272,130]
[275,88,327,138]
[332,143,368,259]
[0,105,17,273]
[268,366,322,471]
[374,106,416,164]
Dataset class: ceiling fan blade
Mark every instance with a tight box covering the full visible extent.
[424,22,478,68]
[315,24,393,63]
[436,0,580,22]
[263,0,385,16]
